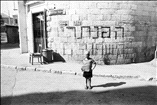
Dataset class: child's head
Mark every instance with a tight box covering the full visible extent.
[84,51,90,58]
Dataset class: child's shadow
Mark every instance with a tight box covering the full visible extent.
[92,82,126,88]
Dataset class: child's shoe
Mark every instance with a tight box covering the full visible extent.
[85,86,88,89]
[88,86,92,90]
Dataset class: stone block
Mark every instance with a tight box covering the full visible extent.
[104,21,116,26]
[97,50,103,55]
[109,2,120,9]
[82,20,93,26]
[88,9,101,14]
[97,2,109,8]
[79,2,90,9]
[87,44,93,50]
[50,31,58,37]
[104,38,112,43]
[16,66,26,71]
[97,15,104,21]
[26,67,36,71]
[76,32,82,39]
[103,15,112,21]
[121,15,133,21]
[91,31,98,39]
[68,9,76,15]
[93,55,102,60]
[120,3,131,9]
[86,38,93,43]
[88,2,97,9]
[62,71,76,75]
[36,68,51,73]
[47,27,51,32]
[76,49,84,55]
[79,44,86,50]
[116,10,130,15]
[79,14,88,21]
[70,2,80,9]
[6,65,17,70]
[130,4,137,10]
[47,16,51,21]
[123,58,131,64]
[92,21,102,26]
[109,55,117,60]
[64,43,72,49]
[101,9,115,15]
[127,48,134,54]
[71,15,79,21]
[96,38,103,43]
[62,37,68,43]
[110,60,116,65]
[117,58,125,64]
[65,49,72,55]
[111,15,121,21]
[96,44,103,50]
[113,49,118,55]
[88,15,95,21]
[76,9,87,14]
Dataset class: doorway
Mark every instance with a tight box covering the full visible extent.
[32,12,47,53]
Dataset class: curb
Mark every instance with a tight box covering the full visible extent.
[1,64,156,81]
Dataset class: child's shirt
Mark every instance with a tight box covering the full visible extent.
[82,58,96,72]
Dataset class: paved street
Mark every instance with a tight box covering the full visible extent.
[1,67,157,105]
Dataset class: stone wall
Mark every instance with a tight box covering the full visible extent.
[46,1,157,64]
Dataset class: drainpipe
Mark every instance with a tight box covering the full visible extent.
[155,46,157,59]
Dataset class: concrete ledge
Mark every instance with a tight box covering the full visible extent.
[62,71,76,75]
[148,77,157,81]
[139,76,157,81]
[53,70,62,74]
[16,66,26,71]
[93,74,140,79]
[35,68,51,73]
[1,64,154,81]
[26,67,36,71]
[76,72,83,76]
[50,70,57,74]
[1,64,17,69]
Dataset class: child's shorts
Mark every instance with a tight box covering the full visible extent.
[83,71,93,78]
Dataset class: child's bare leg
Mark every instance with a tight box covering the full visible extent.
[85,78,88,89]
[86,78,90,88]
[89,78,92,89]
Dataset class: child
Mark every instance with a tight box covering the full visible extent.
[81,51,96,89]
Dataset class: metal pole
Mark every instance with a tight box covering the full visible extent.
[39,14,43,49]
[155,46,157,59]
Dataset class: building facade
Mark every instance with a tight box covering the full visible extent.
[18,1,157,64]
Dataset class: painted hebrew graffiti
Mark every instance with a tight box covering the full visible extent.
[66,26,76,37]
[115,27,124,38]
[81,26,91,38]
[65,26,124,39]
[101,26,111,38]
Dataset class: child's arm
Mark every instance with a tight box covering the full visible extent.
[92,60,96,70]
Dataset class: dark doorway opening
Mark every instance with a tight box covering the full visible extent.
[32,12,46,53]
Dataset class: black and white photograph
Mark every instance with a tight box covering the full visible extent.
[1,0,157,105]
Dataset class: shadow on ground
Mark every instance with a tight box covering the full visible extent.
[92,82,126,88]
[1,86,157,105]
[1,43,19,49]
[42,52,66,64]
[52,52,66,63]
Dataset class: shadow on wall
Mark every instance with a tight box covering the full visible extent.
[1,86,156,105]
[133,46,156,63]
